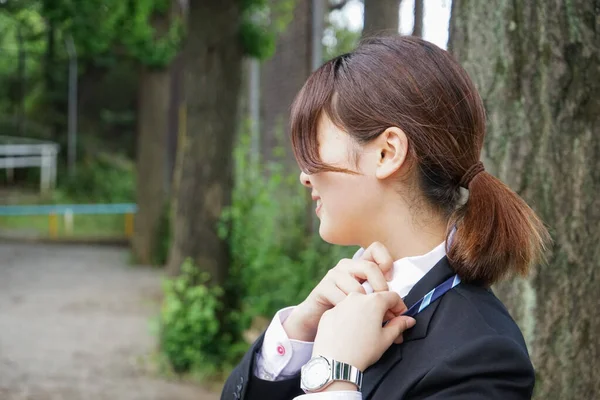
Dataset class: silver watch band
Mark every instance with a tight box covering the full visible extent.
[329,358,363,391]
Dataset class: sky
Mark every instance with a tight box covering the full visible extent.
[339,0,452,49]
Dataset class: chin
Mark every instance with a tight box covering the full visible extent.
[318,221,356,246]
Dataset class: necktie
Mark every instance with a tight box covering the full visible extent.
[402,274,461,317]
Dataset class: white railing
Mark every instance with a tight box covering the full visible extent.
[0,136,59,193]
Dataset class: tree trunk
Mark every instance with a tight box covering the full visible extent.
[167,1,243,284]
[449,1,600,398]
[131,2,180,265]
[362,0,399,38]
[412,0,423,37]
[132,66,170,265]
[260,0,313,167]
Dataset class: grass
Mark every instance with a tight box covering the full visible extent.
[0,187,131,239]
[0,213,128,238]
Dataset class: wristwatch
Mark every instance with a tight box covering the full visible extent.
[300,356,363,393]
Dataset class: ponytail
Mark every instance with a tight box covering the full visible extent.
[447,168,551,286]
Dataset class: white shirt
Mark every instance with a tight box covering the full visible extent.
[253,241,447,400]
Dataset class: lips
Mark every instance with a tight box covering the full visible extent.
[315,198,322,215]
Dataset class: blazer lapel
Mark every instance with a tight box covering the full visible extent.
[402,256,456,342]
[360,256,457,399]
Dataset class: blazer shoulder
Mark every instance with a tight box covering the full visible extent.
[435,283,530,350]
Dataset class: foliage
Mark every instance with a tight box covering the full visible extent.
[1,0,182,68]
[159,258,248,376]
[159,130,356,377]
[323,4,361,61]
[119,0,184,69]
[222,131,357,320]
[59,153,135,203]
[241,0,295,59]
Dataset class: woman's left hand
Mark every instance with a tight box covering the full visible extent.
[311,291,416,373]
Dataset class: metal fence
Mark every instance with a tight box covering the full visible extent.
[0,135,59,193]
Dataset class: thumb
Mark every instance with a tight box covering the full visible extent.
[382,316,416,345]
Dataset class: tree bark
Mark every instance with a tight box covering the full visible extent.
[260,0,313,167]
[412,0,423,37]
[450,1,600,398]
[132,3,179,265]
[362,0,399,39]
[167,1,243,284]
[132,66,170,265]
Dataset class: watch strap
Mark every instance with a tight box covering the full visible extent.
[330,359,363,391]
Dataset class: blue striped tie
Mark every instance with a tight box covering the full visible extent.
[403,274,461,317]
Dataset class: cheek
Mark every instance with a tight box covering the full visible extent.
[318,174,373,216]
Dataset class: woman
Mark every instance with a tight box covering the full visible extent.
[222,35,549,400]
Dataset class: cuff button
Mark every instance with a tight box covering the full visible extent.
[276,344,286,356]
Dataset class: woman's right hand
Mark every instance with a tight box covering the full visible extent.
[282,242,395,342]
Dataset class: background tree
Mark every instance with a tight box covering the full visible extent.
[450,1,600,398]
[260,0,310,167]
[362,0,399,38]
[167,1,245,281]
[412,0,423,37]
[130,0,183,265]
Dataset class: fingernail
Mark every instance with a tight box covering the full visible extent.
[407,317,416,328]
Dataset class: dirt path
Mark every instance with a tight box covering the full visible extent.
[0,242,221,400]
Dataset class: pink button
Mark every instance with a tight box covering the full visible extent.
[276,345,286,356]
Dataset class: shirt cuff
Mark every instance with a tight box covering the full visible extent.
[293,391,363,400]
[254,306,314,380]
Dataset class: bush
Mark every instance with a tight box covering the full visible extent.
[159,259,248,377]
[59,153,135,203]
[159,130,356,377]
[223,132,357,321]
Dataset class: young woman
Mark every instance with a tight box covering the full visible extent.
[222,35,549,400]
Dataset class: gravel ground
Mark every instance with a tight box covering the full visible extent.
[0,242,221,400]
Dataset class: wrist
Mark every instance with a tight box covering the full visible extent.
[321,381,359,392]
[282,303,319,342]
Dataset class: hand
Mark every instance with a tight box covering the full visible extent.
[311,291,416,373]
[283,242,394,342]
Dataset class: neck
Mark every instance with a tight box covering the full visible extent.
[360,202,448,262]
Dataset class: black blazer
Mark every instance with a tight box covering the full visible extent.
[221,257,534,399]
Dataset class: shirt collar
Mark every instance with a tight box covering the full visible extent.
[355,241,447,298]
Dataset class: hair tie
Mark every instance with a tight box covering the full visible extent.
[460,161,485,188]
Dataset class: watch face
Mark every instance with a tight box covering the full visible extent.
[301,357,331,391]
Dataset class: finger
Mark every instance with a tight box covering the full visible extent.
[388,295,408,316]
[382,316,416,345]
[360,242,394,280]
[371,291,404,312]
[333,271,367,295]
[347,261,389,292]
[383,310,396,322]
[324,285,347,306]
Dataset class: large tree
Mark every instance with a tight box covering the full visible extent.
[132,0,183,265]
[167,1,244,282]
[362,0,399,38]
[412,0,423,37]
[450,1,599,398]
[260,0,312,167]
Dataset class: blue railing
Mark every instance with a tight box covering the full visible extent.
[0,203,137,216]
[0,203,138,239]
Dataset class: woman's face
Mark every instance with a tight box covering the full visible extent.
[299,115,383,246]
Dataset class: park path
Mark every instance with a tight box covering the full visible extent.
[0,242,221,400]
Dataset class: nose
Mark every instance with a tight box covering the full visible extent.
[299,171,312,188]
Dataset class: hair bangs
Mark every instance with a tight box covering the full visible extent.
[290,56,351,174]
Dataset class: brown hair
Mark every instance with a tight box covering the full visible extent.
[290,35,550,286]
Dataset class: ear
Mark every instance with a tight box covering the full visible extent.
[374,127,409,180]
